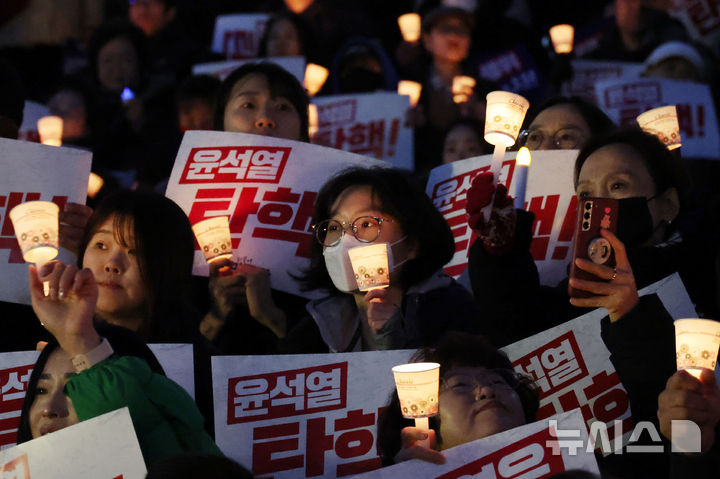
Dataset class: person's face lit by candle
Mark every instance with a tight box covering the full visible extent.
[223,73,302,140]
[443,123,484,164]
[82,216,147,325]
[523,104,591,150]
[422,17,470,64]
[97,36,140,93]
[438,366,525,449]
[29,349,79,439]
[266,18,303,57]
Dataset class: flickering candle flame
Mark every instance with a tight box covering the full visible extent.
[37,116,63,147]
[516,146,532,166]
[513,147,531,209]
[304,63,329,97]
[636,105,682,150]
[398,80,422,107]
[549,24,574,54]
[674,318,720,380]
[398,13,421,42]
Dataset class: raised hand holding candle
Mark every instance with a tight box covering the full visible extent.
[10,201,60,295]
[37,116,63,146]
[452,75,476,104]
[392,362,440,448]
[675,318,720,380]
[513,147,532,209]
[398,80,422,107]
[304,63,329,97]
[398,13,421,43]
[637,105,682,150]
[192,216,233,263]
[549,24,574,54]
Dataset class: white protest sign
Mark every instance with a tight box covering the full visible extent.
[501,274,695,454]
[0,408,146,479]
[311,92,414,170]
[355,410,598,479]
[211,13,269,59]
[594,77,720,158]
[0,138,91,305]
[147,344,195,399]
[668,1,720,55]
[561,59,644,102]
[0,351,39,450]
[164,131,388,298]
[427,149,578,287]
[17,101,49,143]
[192,56,306,83]
[212,349,414,477]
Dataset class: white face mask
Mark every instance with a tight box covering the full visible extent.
[323,235,409,293]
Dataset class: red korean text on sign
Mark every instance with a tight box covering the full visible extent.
[188,186,316,258]
[436,426,565,479]
[317,100,357,127]
[0,453,30,479]
[314,119,401,159]
[0,364,34,448]
[251,407,385,478]
[0,193,68,264]
[685,0,720,35]
[227,363,347,424]
[528,195,577,262]
[179,147,290,184]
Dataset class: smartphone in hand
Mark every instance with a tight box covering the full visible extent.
[568,197,618,298]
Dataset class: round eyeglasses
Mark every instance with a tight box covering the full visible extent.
[313,216,394,247]
[518,127,585,150]
[440,368,520,395]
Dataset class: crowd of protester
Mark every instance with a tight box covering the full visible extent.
[1,0,720,477]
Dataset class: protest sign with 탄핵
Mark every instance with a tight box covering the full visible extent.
[164,131,388,298]
[212,349,414,477]
[0,408,146,479]
[354,409,599,479]
[0,138,91,305]
[211,13,269,59]
[426,149,578,287]
[311,92,414,171]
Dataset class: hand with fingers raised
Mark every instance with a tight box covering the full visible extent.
[568,229,639,322]
[28,261,101,357]
[394,426,446,465]
[365,288,402,334]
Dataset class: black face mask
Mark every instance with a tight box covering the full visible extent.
[616,196,656,248]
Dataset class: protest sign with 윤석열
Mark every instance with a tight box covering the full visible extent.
[311,92,414,170]
[164,131,388,298]
[211,13,269,59]
[354,409,599,479]
[192,56,306,83]
[0,138,91,305]
[0,408,146,478]
[212,350,414,477]
[426,149,578,287]
[594,77,720,159]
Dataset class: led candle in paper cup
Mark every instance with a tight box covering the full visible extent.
[37,116,63,146]
[452,75,476,104]
[347,243,390,291]
[9,201,59,267]
[484,91,530,147]
[87,172,104,199]
[392,362,440,421]
[398,80,422,107]
[549,24,574,54]
[675,318,720,379]
[304,63,329,97]
[192,216,233,263]
[636,106,682,150]
[398,13,421,42]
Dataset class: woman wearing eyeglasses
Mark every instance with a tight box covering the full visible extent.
[276,166,483,353]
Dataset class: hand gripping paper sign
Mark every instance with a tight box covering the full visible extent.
[354,409,599,479]
[164,131,388,298]
[0,138,91,305]
[0,408,146,479]
[426,149,578,287]
[212,350,414,478]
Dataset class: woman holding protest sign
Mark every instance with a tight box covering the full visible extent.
[15,262,222,465]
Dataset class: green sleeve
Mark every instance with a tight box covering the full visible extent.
[66,355,222,465]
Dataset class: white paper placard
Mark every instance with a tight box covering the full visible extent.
[354,410,598,478]
[311,92,414,170]
[164,131,388,298]
[0,351,40,450]
[212,349,414,477]
[501,274,695,454]
[0,408,146,479]
[0,138,91,304]
[561,59,644,103]
[192,56,306,83]
[594,77,720,158]
[668,1,720,55]
[211,13,269,59]
[426,149,578,287]
[147,344,195,399]
[17,101,49,143]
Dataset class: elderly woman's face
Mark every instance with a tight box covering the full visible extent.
[29,349,79,438]
[438,366,525,449]
[524,104,592,150]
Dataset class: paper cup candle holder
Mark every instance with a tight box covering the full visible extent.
[398,80,422,108]
[636,105,682,150]
[9,201,60,268]
[675,318,720,379]
[398,13,421,43]
[549,24,574,54]
[392,362,440,446]
[304,63,329,97]
[348,243,390,291]
[37,115,63,147]
[192,216,233,263]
